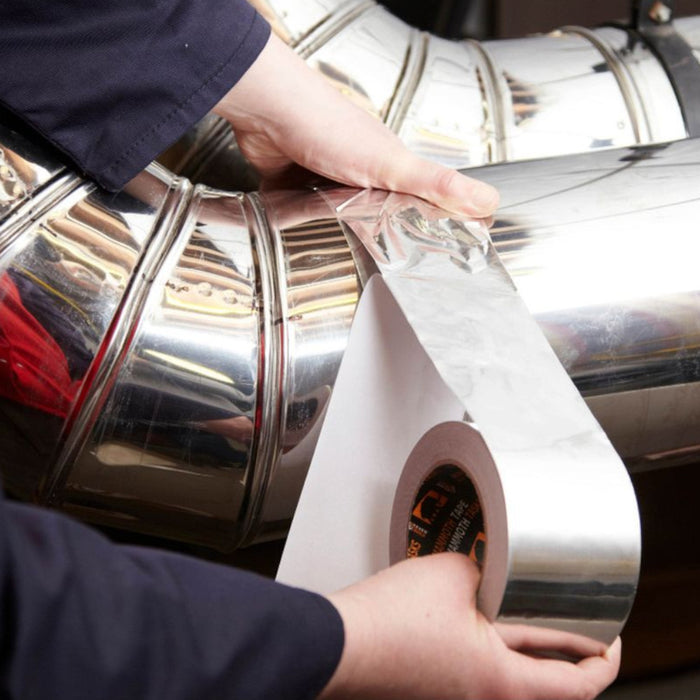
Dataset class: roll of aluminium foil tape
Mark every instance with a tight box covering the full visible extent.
[277,189,641,644]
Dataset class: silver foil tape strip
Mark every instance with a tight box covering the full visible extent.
[278,189,641,644]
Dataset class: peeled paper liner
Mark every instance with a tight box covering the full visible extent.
[277,190,640,644]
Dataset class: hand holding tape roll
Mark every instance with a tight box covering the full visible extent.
[277,190,640,645]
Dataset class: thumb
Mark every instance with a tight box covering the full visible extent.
[384,151,500,217]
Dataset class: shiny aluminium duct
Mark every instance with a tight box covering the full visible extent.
[1,122,699,550]
[167,2,700,189]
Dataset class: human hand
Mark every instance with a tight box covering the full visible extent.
[321,553,620,700]
[213,33,499,218]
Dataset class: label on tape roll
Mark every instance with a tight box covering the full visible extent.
[408,464,485,566]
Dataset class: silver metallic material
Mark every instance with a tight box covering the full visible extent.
[0,122,362,548]
[248,190,361,542]
[484,139,700,472]
[52,187,267,548]
[0,127,66,219]
[252,0,363,48]
[169,2,694,189]
[3,118,700,550]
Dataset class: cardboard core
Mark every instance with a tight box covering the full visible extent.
[407,464,486,566]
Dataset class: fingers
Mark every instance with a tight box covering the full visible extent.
[502,636,621,700]
[220,33,500,218]
[496,623,608,659]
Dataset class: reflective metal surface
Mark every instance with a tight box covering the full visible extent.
[481,30,637,160]
[303,5,413,119]
[0,123,362,550]
[172,2,694,190]
[53,188,266,548]
[580,26,685,145]
[482,139,700,469]
[0,126,66,219]
[252,0,360,48]
[0,123,178,503]
[394,37,492,168]
[5,115,700,551]
[249,190,361,543]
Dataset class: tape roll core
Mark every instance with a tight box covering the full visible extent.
[407,464,486,566]
[390,421,509,623]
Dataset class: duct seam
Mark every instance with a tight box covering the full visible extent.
[295,0,377,59]
[562,26,651,144]
[465,39,508,162]
[237,191,285,546]
[0,172,81,257]
[42,174,196,504]
[385,31,430,134]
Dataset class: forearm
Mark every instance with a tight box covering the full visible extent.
[0,493,343,699]
[0,0,269,190]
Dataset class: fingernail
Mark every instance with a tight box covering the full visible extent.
[470,183,499,214]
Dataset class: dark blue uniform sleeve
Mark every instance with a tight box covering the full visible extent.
[0,488,344,699]
[0,0,270,190]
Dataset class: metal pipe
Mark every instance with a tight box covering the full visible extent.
[167,4,700,190]
[2,121,700,548]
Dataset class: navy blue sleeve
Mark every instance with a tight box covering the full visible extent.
[0,488,344,699]
[0,0,270,190]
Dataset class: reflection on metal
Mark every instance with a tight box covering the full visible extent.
[0,127,66,217]
[483,139,700,472]
[0,122,362,548]
[3,121,700,548]
[167,5,700,189]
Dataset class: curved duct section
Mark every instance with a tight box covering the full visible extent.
[166,2,700,189]
[2,121,700,549]
[0,122,361,548]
